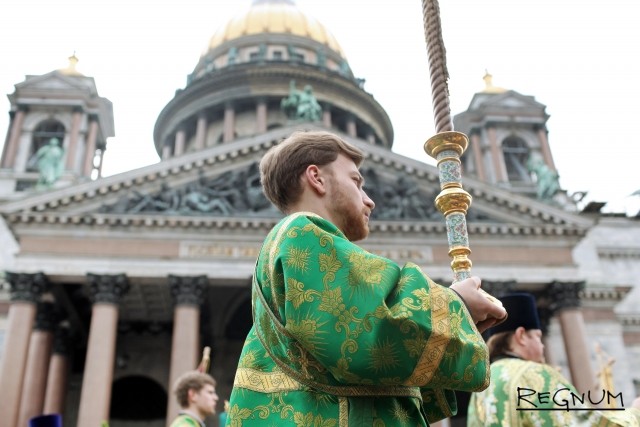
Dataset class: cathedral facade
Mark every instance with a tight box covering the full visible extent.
[0,1,638,426]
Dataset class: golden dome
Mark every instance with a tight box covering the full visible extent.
[207,0,346,58]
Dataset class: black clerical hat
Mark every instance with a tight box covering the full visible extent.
[28,414,62,427]
[487,293,541,335]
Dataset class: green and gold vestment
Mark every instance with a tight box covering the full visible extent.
[467,357,640,426]
[169,412,205,427]
[228,213,490,426]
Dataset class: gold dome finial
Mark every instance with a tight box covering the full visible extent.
[60,52,84,76]
[482,69,506,93]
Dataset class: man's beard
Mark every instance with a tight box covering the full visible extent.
[343,215,369,242]
[332,188,369,241]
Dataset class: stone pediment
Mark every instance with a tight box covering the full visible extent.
[12,71,98,97]
[468,90,546,113]
[0,124,592,237]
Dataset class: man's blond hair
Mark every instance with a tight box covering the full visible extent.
[260,131,364,212]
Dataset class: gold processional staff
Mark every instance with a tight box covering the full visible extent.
[420,0,504,310]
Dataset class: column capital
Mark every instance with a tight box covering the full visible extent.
[169,275,207,306]
[34,301,59,331]
[548,281,584,312]
[5,271,50,303]
[479,280,516,298]
[87,273,130,304]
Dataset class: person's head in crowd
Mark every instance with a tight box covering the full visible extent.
[485,293,545,363]
[173,371,219,420]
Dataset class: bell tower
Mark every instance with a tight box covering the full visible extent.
[454,72,561,202]
[0,54,114,199]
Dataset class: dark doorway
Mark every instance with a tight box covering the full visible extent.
[110,375,167,420]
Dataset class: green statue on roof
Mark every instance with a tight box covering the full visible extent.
[281,80,322,122]
[32,137,65,188]
[527,152,560,201]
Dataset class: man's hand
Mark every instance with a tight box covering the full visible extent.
[450,276,507,333]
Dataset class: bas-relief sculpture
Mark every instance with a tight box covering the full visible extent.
[101,163,493,222]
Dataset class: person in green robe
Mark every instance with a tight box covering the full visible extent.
[227,130,507,426]
[467,293,640,426]
[170,371,219,427]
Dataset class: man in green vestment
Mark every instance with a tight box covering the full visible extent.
[467,293,640,426]
[227,130,507,426]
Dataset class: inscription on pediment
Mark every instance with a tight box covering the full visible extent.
[179,242,432,262]
[180,242,261,259]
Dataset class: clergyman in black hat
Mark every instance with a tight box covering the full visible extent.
[467,293,640,426]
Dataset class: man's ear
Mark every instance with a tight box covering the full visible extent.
[303,165,326,195]
[187,388,196,403]
[513,327,527,346]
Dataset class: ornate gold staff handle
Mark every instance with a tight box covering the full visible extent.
[421,0,502,308]
[423,134,500,306]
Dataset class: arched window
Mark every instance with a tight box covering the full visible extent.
[502,136,530,182]
[28,120,65,171]
[110,375,167,420]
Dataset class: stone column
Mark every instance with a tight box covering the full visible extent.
[195,114,208,150]
[223,103,235,143]
[322,104,332,128]
[65,108,83,170]
[256,99,267,133]
[174,128,186,157]
[537,127,557,172]
[162,143,173,160]
[549,281,596,395]
[486,126,508,184]
[17,302,58,427]
[346,116,357,138]
[83,117,99,177]
[166,275,207,426]
[1,108,26,168]
[43,325,72,415]
[0,272,49,427]
[97,148,105,178]
[470,132,487,181]
[77,273,129,427]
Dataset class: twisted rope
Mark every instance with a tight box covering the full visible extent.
[422,0,453,133]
